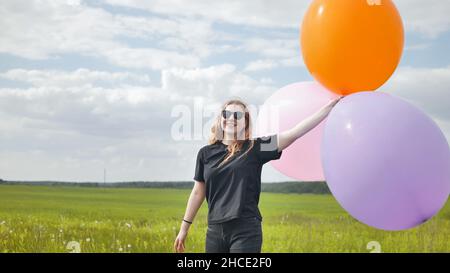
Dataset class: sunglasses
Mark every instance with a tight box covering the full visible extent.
[222,110,245,120]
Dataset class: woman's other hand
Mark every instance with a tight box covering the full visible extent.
[174,229,188,253]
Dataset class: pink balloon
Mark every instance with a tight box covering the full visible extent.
[256,82,339,181]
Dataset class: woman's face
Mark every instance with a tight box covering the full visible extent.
[220,104,247,140]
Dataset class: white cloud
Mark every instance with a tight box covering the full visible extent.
[114,16,218,58]
[16,0,301,70]
[244,57,303,72]
[241,38,303,71]
[242,38,299,58]
[102,47,200,70]
[404,43,432,51]
[0,67,194,181]
[245,59,278,72]
[0,70,174,140]
[0,1,116,59]
[162,64,276,104]
[279,56,303,67]
[396,0,450,38]
[0,0,211,69]
[105,0,450,37]
[384,65,450,122]
[0,68,151,88]
[104,0,306,28]
[0,66,278,181]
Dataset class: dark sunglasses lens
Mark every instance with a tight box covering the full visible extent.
[222,110,229,119]
[234,112,244,120]
[222,110,244,120]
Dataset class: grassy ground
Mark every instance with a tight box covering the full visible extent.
[0,184,448,253]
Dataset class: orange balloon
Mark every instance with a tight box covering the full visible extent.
[301,0,404,95]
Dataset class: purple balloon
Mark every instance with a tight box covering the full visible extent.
[321,92,450,231]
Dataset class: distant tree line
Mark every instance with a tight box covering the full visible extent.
[0,179,331,194]
[261,182,331,194]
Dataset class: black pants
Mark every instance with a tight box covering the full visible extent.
[205,216,262,253]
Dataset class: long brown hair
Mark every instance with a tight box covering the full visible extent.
[208,98,254,167]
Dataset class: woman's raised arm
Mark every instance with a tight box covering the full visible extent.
[277,97,342,152]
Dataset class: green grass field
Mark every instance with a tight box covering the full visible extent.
[0,184,449,253]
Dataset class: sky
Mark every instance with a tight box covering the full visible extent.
[0,0,449,182]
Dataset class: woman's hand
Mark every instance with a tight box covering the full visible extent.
[174,229,188,253]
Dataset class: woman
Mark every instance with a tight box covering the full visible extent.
[174,97,341,253]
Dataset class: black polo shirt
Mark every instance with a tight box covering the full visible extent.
[193,134,282,224]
